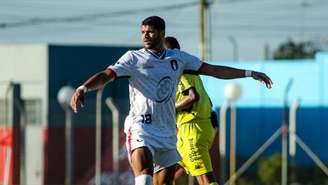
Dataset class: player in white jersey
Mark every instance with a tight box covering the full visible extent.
[70,16,273,185]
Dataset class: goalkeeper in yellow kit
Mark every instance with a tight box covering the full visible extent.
[165,37,219,185]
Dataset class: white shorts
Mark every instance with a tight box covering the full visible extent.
[125,120,181,173]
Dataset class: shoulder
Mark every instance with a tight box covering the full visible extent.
[166,49,188,64]
[122,48,145,57]
[119,49,145,65]
[130,48,147,56]
[165,48,181,57]
[130,48,150,60]
[167,49,198,61]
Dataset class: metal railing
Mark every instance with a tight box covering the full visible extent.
[222,97,328,185]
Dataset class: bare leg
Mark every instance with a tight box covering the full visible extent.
[174,165,185,181]
[196,172,218,185]
[153,164,176,185]
[130,147,154,176]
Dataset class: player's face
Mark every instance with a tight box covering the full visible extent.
[141,25,164,49]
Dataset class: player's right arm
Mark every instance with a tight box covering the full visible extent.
[70,51,133,113]
[70,69,116,113]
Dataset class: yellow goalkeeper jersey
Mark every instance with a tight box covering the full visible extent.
[176,74,212,127]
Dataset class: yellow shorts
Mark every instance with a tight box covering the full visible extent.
[177,120,217,176]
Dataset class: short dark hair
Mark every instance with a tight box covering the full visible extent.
[164,36,180,50]
[142,16,165,31]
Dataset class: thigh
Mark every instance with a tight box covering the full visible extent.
[153,164,176,185]
[177,122,216,176]
[153,149,181,173]
[130,147,154,176]
[153,149,181,185]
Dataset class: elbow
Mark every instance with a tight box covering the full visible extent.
[102,69,115,83]
[189,90,199,103]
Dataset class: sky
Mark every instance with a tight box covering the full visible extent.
[0,0,328,60]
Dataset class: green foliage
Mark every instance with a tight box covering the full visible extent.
[258,153,281,185]
[256,153,328,185]
[220,153,328,185]
[273,39,320,60]
[291,165,328,185]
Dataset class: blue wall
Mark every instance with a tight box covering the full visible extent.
[48,45,140,127]
[202,52,328,165]
[219,107,328,166]
[203,52,328,107]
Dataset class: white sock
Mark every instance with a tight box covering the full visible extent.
[135,174,152,185]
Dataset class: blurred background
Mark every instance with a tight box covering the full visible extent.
[0,0,328,185]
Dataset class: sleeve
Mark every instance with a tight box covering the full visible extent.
[179,51,203,72]
[107,51,134,77]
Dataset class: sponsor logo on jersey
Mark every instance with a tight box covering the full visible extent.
[195,163,202,170]
[156,76,174,103]
[136,139,143,142]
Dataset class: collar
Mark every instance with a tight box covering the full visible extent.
[145,48,166,60]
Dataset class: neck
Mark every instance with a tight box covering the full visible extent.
[148,45,165,56]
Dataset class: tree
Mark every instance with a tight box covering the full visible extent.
[273,39,320,60]
[258,153,281,185]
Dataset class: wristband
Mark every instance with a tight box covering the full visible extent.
[77,85,87,93]
[245,70,252,77]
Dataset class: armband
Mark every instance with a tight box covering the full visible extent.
[245,70,253,77]
[77,85,87,93]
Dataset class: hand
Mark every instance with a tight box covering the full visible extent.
[252,71,273,89]
[70,89,85,113]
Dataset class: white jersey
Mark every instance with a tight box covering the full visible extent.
[108,48,202,139]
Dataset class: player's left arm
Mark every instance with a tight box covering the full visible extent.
[198,62,273,89]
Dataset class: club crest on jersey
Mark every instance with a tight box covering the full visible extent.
[170,60,178,71]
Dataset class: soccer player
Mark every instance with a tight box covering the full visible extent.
[165,36,218,185]
[70,16,272,185]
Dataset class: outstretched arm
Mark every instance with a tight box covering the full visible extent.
[70,69,115,113]
[198,63,273,89]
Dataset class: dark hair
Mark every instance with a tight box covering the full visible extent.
[164,36,180,50]
[142,16,165,31]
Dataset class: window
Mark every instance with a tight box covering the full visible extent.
[0,99,42,126]
[0,99,5,125]
[24,99,42,125]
